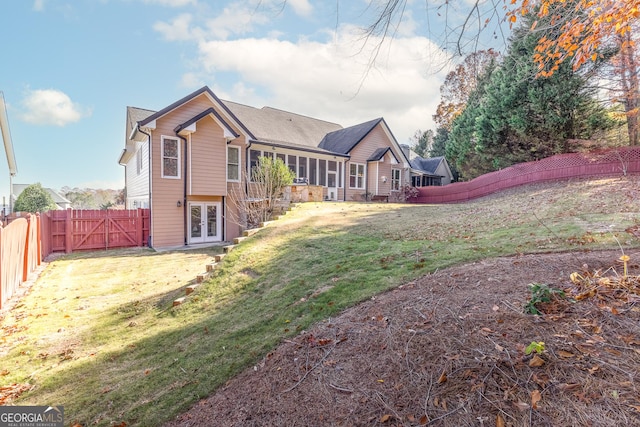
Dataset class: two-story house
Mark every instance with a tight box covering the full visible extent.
[119,86,411,249]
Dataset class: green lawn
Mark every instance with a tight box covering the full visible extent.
[1,177,638,426]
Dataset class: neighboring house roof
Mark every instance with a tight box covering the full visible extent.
[411,156,445,175]
[128,106,155,130]
[318,118,382,154]
[12,184,71,209]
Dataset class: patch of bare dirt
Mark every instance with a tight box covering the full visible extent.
[166,250,640,427]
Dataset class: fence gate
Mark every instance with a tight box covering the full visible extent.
[41,209,149,255]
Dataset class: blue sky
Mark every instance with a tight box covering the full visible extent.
[0,0,508,202]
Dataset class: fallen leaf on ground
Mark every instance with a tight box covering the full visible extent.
[529,355,545,367]
[558,383,581,391]
[514,401,530,411]
[531,389,542,409]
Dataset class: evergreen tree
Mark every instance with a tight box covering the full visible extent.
[14,183,57,213]
[410,129,433,158]
[447,11,614,179]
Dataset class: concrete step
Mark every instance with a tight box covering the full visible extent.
[243,228,260,237]
[196,271,212,283]
[173,297,186,307]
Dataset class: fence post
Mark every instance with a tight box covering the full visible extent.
[22,215,31,281]
[105,210,109,250]
[36,213,41,266]
[65,208,72,254]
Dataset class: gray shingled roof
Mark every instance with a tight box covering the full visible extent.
[126,86,395,160]
[127,106,155,133]
[222,101,343,148]
[367,147,399,163]
[411,156,444,175]
[318,118,382,154]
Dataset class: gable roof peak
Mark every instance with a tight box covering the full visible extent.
[318,117,384,154]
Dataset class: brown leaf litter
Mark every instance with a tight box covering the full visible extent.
[165,250,640,427]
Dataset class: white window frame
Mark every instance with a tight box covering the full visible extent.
[391,169,401,191]
[227,145,241,182]
[161,136,180,179]
[349,163,365,189]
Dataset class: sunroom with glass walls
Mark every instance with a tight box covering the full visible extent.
[247,145,346,199]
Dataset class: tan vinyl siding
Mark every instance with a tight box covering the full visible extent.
[373,161,392,195]
[147,93,250,247]
[150,94,223,248]
[189,115,228,196]
[345,124,403,200]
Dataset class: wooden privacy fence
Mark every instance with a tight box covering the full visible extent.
[412,147,640,204]
[40,209,150,257]
[0,213,41,309]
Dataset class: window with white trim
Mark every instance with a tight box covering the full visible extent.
[349,163,365,189]
[227,146,240,181]
[391,169,401,190]
[161,136,180,179]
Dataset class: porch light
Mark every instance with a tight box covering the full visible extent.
[381,176,387,183]
[177,200,182,207]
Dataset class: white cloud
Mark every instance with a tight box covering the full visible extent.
[142,0,196,7]
[20,89,91,126]
[152,2,453,144]
[153,13,199,41]
[154,3,272,41]
[287,0,313,17]
[33,0,45,12]
[192,26,450,144]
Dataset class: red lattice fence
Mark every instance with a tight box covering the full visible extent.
[412,147,640,204]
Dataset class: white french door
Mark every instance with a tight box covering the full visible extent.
[188,202,222,244]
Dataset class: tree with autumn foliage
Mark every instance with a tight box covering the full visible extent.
[511,0,640,144]
[433,50,501,130]
[511,0,639,74]
[446,13,616,179]
[352,0,639,145]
